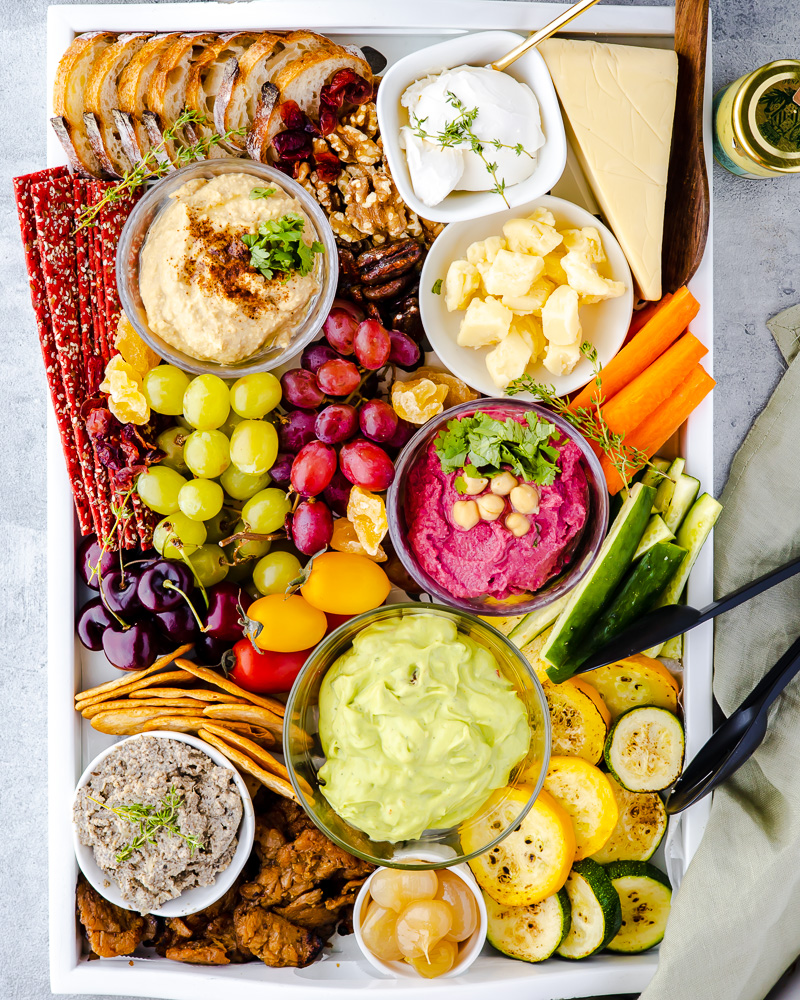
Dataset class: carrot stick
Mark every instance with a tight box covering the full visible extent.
[602,333,708,435]
[601,364,715,494]
[626,293,673,341]
[569,286,700,413]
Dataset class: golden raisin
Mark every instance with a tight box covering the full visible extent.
[100,356,150,425]
[347,486,388,556]
[330,517,387,562]
[391,378,449,424]
[115,312,161,376]
[414,366,480,408]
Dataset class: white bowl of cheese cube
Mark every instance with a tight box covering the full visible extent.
[420,195,633,399]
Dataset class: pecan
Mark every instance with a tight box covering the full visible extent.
[362,273,413,300]
[356,239,423,285]
[337,246,360,284]
[391,293,423,339]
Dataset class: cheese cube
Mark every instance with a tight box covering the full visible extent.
[503,218,563,257]
[543,340,582,376]
[486,329,534,388]
[502,276,556,316]
[466,240,488,265]
[542,285,581,345]
[511,314,545,361]
[444,260,481,312]
[582,227,606,263]
[483,249,544,297]
[560,228,592,255]
[562,251,626,300]
[543,250,568,286]
[457,295,513,349]
[528,206,557,227]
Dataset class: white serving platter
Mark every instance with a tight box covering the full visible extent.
[46,3,715,998]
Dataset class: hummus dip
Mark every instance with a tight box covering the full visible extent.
[139,173,321,364]
[73,736,242,914]
[407,432,589,600]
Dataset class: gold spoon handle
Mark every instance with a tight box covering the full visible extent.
[491,0,604,72]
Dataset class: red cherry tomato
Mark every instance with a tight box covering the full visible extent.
[226,639,312,694]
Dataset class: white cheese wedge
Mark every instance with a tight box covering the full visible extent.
[539,38,678,301]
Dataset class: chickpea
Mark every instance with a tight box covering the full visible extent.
[452,500,480,530]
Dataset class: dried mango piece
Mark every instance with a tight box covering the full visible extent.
[115,312,161,376]
[347,486,388,556]
[413,367,481,408]
[330,517,387,562]
[391,378,449,425]
[100,355,150,425]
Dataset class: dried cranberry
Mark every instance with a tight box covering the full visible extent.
[272,129,314,161]
[320,70,373,110]
[314,146,342,182]
[319,106,339,136]
[278,100,319,135]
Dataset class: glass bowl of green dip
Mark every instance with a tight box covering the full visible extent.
[283,603,550,869]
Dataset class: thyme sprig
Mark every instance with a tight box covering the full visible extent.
[76,110,247,230]
[408,90,535,206]
[88,787,203,865]
[506,343,654,496]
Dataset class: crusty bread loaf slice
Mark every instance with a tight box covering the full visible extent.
[213,32,287,150]
[51,31,117,176]
[118,33,182,162]
[83,32,153,177]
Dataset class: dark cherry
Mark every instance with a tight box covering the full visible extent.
[153,604,200,645]
[101,566,145,616]
[76,598,116,651]
[195,630,232,665]
[204,582,253,642]
[102,619,159,671]
[77,536,116,590]
[138,560,194,613]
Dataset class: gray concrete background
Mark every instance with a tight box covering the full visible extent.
[0,1,797,998]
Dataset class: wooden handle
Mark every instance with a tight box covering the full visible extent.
[491,0,604,72]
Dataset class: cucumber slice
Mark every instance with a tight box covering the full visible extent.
[633,514,675,560]
[639,456,671,491]
[542,483,656,683]
[644,493,723,656]
[508,593,570,649]
[660,633,683,659]
[605,706,685,792]
[603,861,672,953]
[485,887,571,962]
[662,473,700,533]
[556,859,622,959]
[591,776,667,864]
[653,458,685,513]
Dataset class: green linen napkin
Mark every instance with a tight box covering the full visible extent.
[640,304,800,1000]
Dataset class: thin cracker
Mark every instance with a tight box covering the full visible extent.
[198,730,298,803]
[202,703,283,733]
[199,724,290,780]
[81,697,207,719]
[90,711,208,736]
[174,659,285,717]
[74,647,193,704]
[128,687,248,704]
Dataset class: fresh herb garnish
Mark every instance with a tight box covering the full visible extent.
[506,342,654,495]
[88,787,204,865]
[241,212,325,282]
[431,278,443,295]
[434,410,560,485]
[409,91,535,206]
[249,186,276,200]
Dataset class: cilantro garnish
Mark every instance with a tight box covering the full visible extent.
[434,410,560,486]
[242,212,325,281]
[250,186,276,200]
[431,278,443,295]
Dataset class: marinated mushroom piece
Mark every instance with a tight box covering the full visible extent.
[76,875,157,958]
[155,883,251,965]
[234,904,324,968]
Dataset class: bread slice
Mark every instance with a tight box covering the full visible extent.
[118,33,182,162]
[213,31,287,150]
[83,32,153,176]
[51,31,117,176]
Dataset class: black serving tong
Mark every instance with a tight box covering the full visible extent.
[665,631,800,813]
[573,555,800,675]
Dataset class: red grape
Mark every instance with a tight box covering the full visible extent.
[388,329,421,368]
[339,438,395,490]
[291,499,334,554]
[332,297,365,322]
[315,403,358,444]
[269,451,293,484]
[323,308,359,355]
[358,398,399,443]
[301,342,339,374]
[353,319,391,370]
[278,410,317,453]
[317,358,361,396]
[280,368,325,409]
[323,470,352,517]
[386,417,414,451]
[291,440,337,496]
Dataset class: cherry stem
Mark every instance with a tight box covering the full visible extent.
[174,548,209,609]
[163,581,208,632]
[219,529,286,547]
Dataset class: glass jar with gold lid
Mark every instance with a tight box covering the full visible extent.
[713,59,800,177]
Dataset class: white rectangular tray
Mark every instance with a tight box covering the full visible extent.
[47,3,714,997]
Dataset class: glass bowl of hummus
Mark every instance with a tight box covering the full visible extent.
[386,398,609,617]
[117,160,338,377]
[283,603,550,869]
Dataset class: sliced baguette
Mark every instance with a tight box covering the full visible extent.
[51,31,117,176]
[117,32,182,163]
[213,31,287,150]
[83,32,153,176]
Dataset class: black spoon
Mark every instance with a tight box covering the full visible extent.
[665,631,800,813]
[574,555,800,675]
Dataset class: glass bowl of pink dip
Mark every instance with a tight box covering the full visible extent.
[387,398,609,617]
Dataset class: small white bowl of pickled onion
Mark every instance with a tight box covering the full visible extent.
[353,849,488,979]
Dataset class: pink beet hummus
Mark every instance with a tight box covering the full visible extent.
[406,437,589,600]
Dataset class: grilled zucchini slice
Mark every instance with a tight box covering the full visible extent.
[605,706,685,792]
[604,861,672,953]
[543,757,619,860]
[544,677,610,765]
[582,654,679,720]
[591,776,667,863]
[485,887,571,962]
[556,858,622,959]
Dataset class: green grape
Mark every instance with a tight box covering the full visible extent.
[177,415,194,431]
[187,543,229,587]
[230,372,282,419]
[220,465,272,502]
[178,479,224,521]
[242,488,291,534]
[153,512,207,559]
[228,521,271,559]
[243,580,260,601]
[184,429,230,479]
[220,410,245,438]
[156,426,190,474]
[230,420,278,476]
[183,373,231,430]
[252,551,303,596]
[204,508,239,545]
[136,466,187,515]
[142,365,191,415]
[225,556,256,584]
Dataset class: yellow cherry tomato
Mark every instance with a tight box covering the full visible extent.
[247,594,327,652]
[300,551,391,615]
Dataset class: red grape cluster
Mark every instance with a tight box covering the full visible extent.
[277,301,419,555]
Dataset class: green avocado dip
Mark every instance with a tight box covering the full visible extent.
[317,613,530,843]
